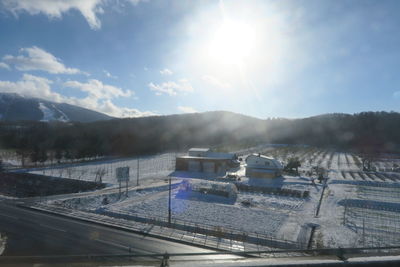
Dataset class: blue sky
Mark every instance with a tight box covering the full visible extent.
[0,0,399,119]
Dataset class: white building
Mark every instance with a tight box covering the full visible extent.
[245,154,283,178]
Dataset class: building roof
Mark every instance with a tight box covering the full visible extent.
[186,148,236,160]
[251,153,275,160]
[246,153,284,169]
[177,155,234,161]
[188,148,210,152]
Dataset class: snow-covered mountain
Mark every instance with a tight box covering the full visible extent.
[0,93,112,122]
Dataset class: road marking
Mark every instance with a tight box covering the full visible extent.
[95,238,151,254]
[0,214,18,220]
[39,223,67,232]
[95,238,130,250]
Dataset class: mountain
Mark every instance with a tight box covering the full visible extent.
[0,93,112,122]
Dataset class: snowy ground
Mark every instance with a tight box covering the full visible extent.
[49,169,320,244]
[108,188,307,237]
[28,153,180,185]
[312,152,400,248]
[19,146,400,249]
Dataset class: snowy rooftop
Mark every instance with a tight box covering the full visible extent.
[189,148,211,153]
[178,154,235,160]
[246,154,284,169]
[185,148,236,160]
[251,153,277,161]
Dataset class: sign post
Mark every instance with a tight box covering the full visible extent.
[116,167,130,198]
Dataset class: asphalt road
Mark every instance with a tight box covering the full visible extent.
[0,202,226,262]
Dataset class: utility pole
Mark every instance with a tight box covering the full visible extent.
[168,177,171,224]
[119,180,122,199]
[126,179,128,196]
[137,158,139,186]
[362,218,365,246]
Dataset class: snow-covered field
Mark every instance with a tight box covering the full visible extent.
[52,177,315,242]
[312,150,400,248]
[28,153,179,185]
[116,190,290,234]
[319,181,400,248]
[20,145,400,249]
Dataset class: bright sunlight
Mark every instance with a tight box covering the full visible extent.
[207,19,256,66]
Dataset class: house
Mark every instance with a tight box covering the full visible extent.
[245,153,283,178]
[175,148,239,175]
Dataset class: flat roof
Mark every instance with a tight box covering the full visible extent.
[177,155,234,160]
[188,148,211,152]
[249,153,276,160]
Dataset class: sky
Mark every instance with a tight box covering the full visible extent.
[0,0,400,119]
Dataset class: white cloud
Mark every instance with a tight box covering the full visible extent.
[202,75,231,89]
[0,62,10,70]
[64,79,132,100]
[160,68,173,75]
[0,74,151,118]
[2,0,103,30]
[98,99,156,117]
[127,0,144,5]
[3,46,84,74]
[63,79,155,117]
[148,79,194,96]
[103,70,117,79]
[0,73,64,101]
[2,0,145,30]
[178,106,197,113]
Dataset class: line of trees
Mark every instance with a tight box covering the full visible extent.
[0,111,399,167]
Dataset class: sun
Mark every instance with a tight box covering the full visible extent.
[207,20,256,66]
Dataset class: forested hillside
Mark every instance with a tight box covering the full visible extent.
[0,111,399,164]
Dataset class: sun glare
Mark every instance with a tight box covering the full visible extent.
[208,20,256,66]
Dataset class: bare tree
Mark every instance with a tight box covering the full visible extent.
[77,169,88,180]
[66,168,73,179]
[95,168,107,183]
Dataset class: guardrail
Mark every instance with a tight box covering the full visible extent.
[20,203,252,252]
[1,243,400,265]
[95,209,303,249]
[27,202,304,250]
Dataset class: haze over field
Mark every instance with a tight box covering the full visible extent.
[0,0,399,119]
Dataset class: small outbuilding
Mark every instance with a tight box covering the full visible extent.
[245,153,283,178]
[179,180,238,199]
[175,148,239,175]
